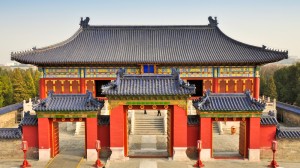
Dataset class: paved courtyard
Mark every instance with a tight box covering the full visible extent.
[1,123,299,168]
[128,135,168,156]
[1,158,300,168]
[213,131,240,157]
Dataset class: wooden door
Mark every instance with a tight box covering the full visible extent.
[239,121,247,158]
[51,122,59,157]
[167,109,173,157]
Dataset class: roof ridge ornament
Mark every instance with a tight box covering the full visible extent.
[208,16,218,27]
[80,17,90,28]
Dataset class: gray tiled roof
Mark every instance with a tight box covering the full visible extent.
[193,90,265,111]
[276,102,300,115]
[11,17,288,66]
[98,115,110,125]
[188,115,199,125]
[277,127,300,139]
[0,103,22,115]
[260,115,278,125]
[0,128,22,139]
[19,114,38,126]
[35,91,104,111]
[102,68,195,96]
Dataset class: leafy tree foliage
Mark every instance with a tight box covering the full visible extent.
[11,68,29,102]
[24,69,36,98]
[264,76,277,100]
[0,67,40,108]
[260,63,300,106]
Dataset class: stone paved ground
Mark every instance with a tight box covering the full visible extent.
[213,131,240,157]
[102,158,300,168]
[128,135,167,156]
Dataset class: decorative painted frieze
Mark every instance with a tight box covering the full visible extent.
[218,66,255,77]
[85,67,140,78]
[42,67,140,78]
[44,68,80,78]
[157,66,213,77]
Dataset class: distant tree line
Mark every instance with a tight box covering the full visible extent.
[260,62,300,106]
[0,68,40,108]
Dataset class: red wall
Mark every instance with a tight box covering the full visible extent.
[173,105,187,147]
[110,105,125,147]
[97,125,110,147]
[248,118,261,149]
[187,125,199,147]
[260,125,276,148]
[38,118,50,149]
[199,118,212,149]
[86,118,98,149]
[23,126,38,147]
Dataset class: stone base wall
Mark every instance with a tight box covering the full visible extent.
[261,139,300,162]
[100,147,112,158]
[0,139,38,159]
[0,111,17,128]
[186,147,198,160]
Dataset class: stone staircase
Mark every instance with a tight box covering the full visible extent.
[134,115,164,135]
[213,122,219,134]
[74,122,85,136]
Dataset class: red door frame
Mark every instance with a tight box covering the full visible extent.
[210,118,248,158]
[123,105,173,157]
[49,118,87,158]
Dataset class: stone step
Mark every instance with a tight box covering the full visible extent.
[135,124,164,126]
[134,132,164,135]
[135,128,164,130]
[135,121,163,124]
[135,123,164,125]
[135,119,164,121]
[212,122,219,134]
[129,150,168,156]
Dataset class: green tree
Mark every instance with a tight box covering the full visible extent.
[24,69,36,98]
[260,76,267,96]
[11,68,29,102]
[33,70,41,96]
[0,75,13,106]
[265,76,277,100]
[0,80,4,107]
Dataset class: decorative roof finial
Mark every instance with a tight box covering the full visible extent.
[208,16,218,27]
[262,45,266,49]
[79,17,90,28]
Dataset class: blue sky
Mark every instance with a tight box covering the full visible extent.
[1,0,299,64]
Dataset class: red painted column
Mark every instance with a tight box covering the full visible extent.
[254,77,260,99]
[199,118,212,149]
[248,117,261,161]
[110,105,125,160]
[213,78,218,93]
[86,118,98,160]
[173,105,187,147]
[248,118,260,149]
[38,118,50,161]
[213,67,218,93]
[39,78,46,99]
[172,105,189,160]
[80,78,86,94]
[199,117,212,160]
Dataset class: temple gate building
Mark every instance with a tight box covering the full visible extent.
[11,16,288,161]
